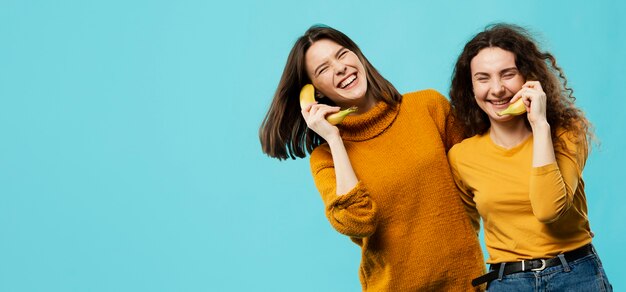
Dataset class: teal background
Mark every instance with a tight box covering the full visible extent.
[1,0,624,291]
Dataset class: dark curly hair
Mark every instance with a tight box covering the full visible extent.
[449,23,592,149]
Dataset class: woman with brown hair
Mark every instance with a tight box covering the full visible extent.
[259,25,485,291]
[448,23,612,290]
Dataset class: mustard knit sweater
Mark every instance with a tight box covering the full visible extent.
[309,90,485,291]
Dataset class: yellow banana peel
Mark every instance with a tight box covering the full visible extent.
[326,106,358,125]
[299,84,316,109]
[299,84,357,125]
[497,98,527,116]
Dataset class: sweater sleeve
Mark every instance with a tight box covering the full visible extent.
[424,89,465,152]
[529,131,588,223]
[309,146,378,238]
[448,146,481,235]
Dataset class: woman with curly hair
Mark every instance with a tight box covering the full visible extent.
[448,23,612,291]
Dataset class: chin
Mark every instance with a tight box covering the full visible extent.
[493,115,517,123]
[352,87,367,99]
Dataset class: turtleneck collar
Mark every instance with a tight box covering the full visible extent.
[338,100,400,141]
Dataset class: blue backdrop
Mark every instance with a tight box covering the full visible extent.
[1,0,624,291]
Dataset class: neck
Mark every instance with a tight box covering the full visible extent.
[340,95,376,115]
[489,118,532,149]
[357,96,377,114]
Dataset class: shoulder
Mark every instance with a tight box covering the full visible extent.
[402,89,449,108]
[401,89,451,120]
[449,135,483,161]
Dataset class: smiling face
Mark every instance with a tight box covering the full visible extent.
[471,47,526,123]
[304,39,368,108]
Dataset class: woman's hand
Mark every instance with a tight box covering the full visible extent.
[510,81,548,128]
[301,102,342,141]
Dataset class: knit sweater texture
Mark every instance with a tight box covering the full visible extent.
[310,89,485,291]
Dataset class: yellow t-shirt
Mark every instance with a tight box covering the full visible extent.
[448,129,593,264]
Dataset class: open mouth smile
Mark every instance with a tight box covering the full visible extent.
[338,73,357,89]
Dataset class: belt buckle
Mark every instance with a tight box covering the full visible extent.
[531,259,547,271]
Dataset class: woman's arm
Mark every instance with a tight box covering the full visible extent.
[302,103,358,195]
[448,147,481,235]
[325,135,359,195]
[310,152,378,238]
[304,103,377,237]
[520,81,557,168]
[520,82,582,223]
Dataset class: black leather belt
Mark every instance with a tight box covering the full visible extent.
[471,244,594,287]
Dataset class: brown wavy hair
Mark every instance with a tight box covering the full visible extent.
[259,25,402,160]
[449,23,592,148]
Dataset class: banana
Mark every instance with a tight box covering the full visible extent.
[299,84,358,125]
[299,84,316,109]
[497,98,527,116]
[326,106,358,125]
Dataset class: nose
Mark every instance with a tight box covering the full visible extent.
[491,79,505,97]
[333,61,347,76]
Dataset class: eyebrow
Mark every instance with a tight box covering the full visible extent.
[314,47,347,76]
[473,67,518,77]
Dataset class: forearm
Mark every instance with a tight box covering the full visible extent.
[531,122,556,167]
[529,122,571,223]
[326,135,359,195]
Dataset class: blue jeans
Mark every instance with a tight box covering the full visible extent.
[487,249,612,292]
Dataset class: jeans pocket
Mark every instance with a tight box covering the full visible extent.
[589,254,613,292]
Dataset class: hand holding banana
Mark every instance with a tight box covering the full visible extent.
[497,81,548,126]
[299,84,357,125]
